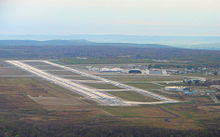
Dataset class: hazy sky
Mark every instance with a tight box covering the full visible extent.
[1,0,220,36]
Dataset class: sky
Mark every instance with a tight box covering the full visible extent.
[0,0,220,36]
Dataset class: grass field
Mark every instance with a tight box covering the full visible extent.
[103,75,184,82]
[82,83,123,89]
[46,70,80,75]
[107,91,158,102]
[0,67,220,134]
[59,58,154,64]
[24,62,50,66]
[0,77,219,131]
[0,68,30,75]
[63,76,97,80]
[125,82,163,90]
[35,65,66,70]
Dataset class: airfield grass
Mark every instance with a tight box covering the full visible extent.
[46,70,80,75]
[107,91,158,102]
[24,62,50,66]
[125,82,163,90]
[99,106,173,118]
[0,77,220,131]
[0,77,108,119]
[63,76,96,80]
[98,104,205,130]
[35,65,66,70]
[0,68,30,75]
[59,58,154,64]
[0,77,82,98]
[102,75,184,82]
[82,83,123,89]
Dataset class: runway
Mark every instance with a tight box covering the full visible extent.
[6,60,179,106]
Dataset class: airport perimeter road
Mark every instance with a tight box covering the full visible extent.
[6,60,179,105]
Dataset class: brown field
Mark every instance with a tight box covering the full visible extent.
[24,62,51,66]
[61,76,96,80]
[0,77,110,122]
[82,83,123,89]
[101,75,184,82]
[0,68,30,75]
[0,73,220,131]
[125,82,163,90]
[107,91,158,102]
[35,65,66,70]
[46,70,80,75]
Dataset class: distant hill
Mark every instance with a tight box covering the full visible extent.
[0,45,220,66]
[1,34,220,50]
[0,40,171,48]
[0,40,93,46]
[184,43,220,50]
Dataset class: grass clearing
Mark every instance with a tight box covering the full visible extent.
[63,76,96,80]
[1,64,220,130]
[83,83,123,89]
[0,77,83,98]
[24,62,50,66]
[46,70,80,75]
[0,68,30,75]
[99,106,174,118]
[105,75,184,82]
[107,91,158,102]
[35,65,66,70]
[126,82,163,90]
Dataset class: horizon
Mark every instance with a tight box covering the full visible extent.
[1,34,220,37]
[0,35,220,50]
[1,34,220,49]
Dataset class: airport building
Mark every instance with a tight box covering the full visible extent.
[165,86,190,92]
[210,85,220,90]
[145,69,168,75]
[183,77,206,83]
[184,92,193,95]
[128,69,142,74]
[100,67,124,73]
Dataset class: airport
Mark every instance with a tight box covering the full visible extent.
[6,60,178,106]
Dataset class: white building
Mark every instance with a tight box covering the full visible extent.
[100,67,123,73]
[165,86,190,92]
[145,69,168,75]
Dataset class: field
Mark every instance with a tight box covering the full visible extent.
[46,70,80,75]
[107,91,159,102]
[82,83,123,89]
[103,75,184,82]
[35,65,66,70]
[1,77,218,129]
[0,67,29,75]
[125,82,163,90]
[0,60,220,136]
